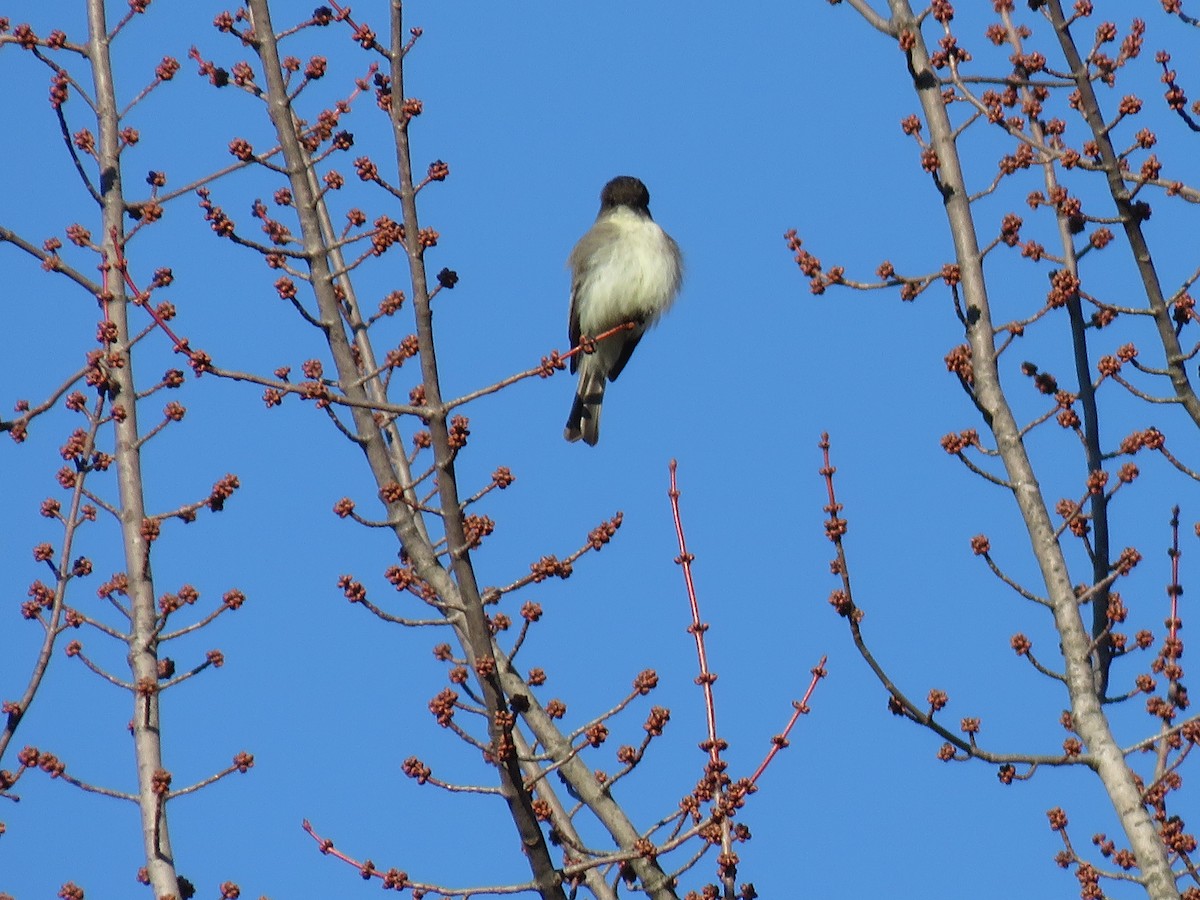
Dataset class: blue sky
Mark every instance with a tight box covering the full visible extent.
[3,2,1199,898]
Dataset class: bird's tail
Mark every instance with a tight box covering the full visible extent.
[564,365,606,446]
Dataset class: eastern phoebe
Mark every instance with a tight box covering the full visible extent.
[564,175,683,445]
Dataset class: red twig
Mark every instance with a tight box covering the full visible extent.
[301,819,542,895]
[443,321,635,411]
[667,459,719,761]
[749,656,828,785]
[107,228,193,356]
[302,819,414,888]
[565,321,636,364]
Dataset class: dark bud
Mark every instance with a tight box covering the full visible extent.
[437,268,459,289]
[1034,372,1058,394]
[1067,214,1085,234]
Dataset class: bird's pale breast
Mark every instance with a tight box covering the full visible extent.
[574,208,681,336]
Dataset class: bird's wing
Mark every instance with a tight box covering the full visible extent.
[567,284,582,374]
[606,327,644,382]
[567,220,619,374]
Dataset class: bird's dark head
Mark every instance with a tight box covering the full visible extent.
[599,176,651,214]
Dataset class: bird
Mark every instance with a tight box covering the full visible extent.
[563,175,683,446]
